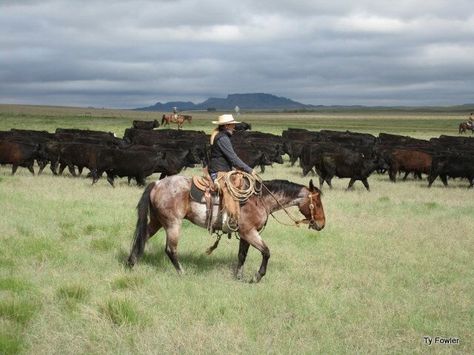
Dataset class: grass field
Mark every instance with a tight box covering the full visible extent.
[0,105,472,354]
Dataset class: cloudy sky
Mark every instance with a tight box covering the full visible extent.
[1,0,473,108]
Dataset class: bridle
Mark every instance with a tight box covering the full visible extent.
[260,183,319,228]
[303,193,318,227]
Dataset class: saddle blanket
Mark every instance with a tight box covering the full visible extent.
[190,177,219,205]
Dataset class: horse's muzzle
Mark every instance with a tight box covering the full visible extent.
[309,220,324,231]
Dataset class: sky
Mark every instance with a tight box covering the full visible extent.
[1,0,473,108]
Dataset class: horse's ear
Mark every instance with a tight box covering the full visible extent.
[309,179,315,191]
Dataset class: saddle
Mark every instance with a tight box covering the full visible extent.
[190,175,218,203]
[190,175,221,234]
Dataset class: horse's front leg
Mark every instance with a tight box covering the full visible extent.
[235,239,250,280]
[240,229,270,283]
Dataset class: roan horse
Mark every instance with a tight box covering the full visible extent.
[459,122,473,134]
[161,114,192,129]
[127,175,325,282]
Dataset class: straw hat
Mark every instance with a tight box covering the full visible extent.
[212,114,240,125]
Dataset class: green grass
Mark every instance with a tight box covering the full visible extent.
[100,298,144,326]
[0,105,472,353]
[0,327,24,355]
[57,285,90,303]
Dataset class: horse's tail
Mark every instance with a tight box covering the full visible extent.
[161,114,166,125]
[127,182,156,267]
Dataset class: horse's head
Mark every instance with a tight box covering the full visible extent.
[298,179,325,231]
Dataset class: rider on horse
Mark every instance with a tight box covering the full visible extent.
[208,114,257,232]
[468,113,474,128]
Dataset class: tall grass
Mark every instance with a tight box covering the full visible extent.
[0,106,472,353]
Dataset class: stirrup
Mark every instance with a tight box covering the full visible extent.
[224,217,239,233]
[218,211,239,233]
[221,219,232,234]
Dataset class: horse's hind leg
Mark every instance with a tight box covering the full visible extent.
[235,239,250,280]
[164,223,184,274]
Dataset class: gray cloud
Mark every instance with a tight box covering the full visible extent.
[1,0,473,108]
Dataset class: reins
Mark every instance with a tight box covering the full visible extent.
[259,182,315,227]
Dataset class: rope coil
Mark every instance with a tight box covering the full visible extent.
[220,170,262,202]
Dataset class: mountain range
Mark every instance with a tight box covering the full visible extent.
[135,93,474,112]
[135,93,314,111]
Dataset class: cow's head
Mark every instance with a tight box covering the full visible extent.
[185,149,201,166]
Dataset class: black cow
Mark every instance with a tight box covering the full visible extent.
[234,122,252,131]
[259,144,284,164]
[56,142,109,177]
[319,130,376,147]
[40,140,62,175]
[232,131,285,165]
[378,133,430,147]
[287,140,315,166]
[152,141,207,165]
[314,149,386,191]
[55,128,115,137]
[428,154,474,188]
[154,148,202,180]
[233,145,273,173]
[55,128,123,146]
[132,120,160,130]
[95,148,166,186]
[123,128,207,145]
[299,142,343,176]
[9,129,55,141]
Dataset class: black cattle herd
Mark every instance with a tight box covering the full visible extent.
[1,120,474,189]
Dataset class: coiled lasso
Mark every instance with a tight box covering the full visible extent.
[221,170,262,202]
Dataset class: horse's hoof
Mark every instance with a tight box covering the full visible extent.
[126,256,136,268]
[250,272,262,284]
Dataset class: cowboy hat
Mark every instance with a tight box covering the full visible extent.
[212,114,241,125]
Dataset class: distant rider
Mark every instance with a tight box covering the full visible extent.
[468,113,474,129]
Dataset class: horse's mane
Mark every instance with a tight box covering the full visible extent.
[261,179,305,199]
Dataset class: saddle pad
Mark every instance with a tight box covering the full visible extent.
[190,180,219,205]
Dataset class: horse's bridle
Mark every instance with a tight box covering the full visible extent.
[302,193,317,226]
[261,186,319,228]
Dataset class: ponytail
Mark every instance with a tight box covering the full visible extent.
[210,127,219,145]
